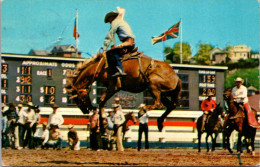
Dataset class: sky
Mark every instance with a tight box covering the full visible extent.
[1,0,259,60]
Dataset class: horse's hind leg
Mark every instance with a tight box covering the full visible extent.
[212,133,218,151]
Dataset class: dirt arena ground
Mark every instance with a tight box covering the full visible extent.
[2,148,260,166]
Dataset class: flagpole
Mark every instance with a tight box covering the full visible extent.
[75,9,78,57]
[180,18,183,64]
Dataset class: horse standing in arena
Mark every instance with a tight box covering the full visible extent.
[223,88,257,155]
[65,50,181,132]
[196,103,224,152]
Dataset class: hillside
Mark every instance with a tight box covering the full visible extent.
[225,67,259,89]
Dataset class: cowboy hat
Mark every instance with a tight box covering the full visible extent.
[207,92,214,97]
[104,11,119,23]
[114,97,120,101]
[27,102,34,107]
[234,77,244,83]
[112,104,120,108]
[51,104,59,108]
[138,103,146,108]
[68,124,74,129]
[9,102,16,108]
[2,103,6,108]
[17,104,23,108]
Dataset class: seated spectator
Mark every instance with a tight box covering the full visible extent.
[46,125,62,150]
[33,122,49,149]
[67,124,80,151]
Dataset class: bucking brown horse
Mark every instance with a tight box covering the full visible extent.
[65,50,181,132]
[223,88,257,155]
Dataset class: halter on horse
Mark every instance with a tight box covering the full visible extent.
[196,103,224,152]
[65,49,181,132]
[223,88,257,155]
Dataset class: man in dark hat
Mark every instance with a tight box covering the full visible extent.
[48,104,64,129]
[2,103,19,148]
[102,6,136,77]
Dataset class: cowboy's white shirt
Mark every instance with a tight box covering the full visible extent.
[232,85,248,103]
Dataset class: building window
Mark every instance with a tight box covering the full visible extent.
[177,74,189,108]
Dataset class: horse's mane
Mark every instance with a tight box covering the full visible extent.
[65,53,104,91]
[76,53,104,74]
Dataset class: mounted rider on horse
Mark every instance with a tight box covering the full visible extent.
[102,6,136,77]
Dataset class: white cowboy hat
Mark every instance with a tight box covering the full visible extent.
[68,124,74,129]
[114,97,120,101]
[112,104,120,108]
[27,102,34,107]
[234,77,244,83]
[138,103,146,108]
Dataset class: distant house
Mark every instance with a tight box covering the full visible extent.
[229,45,251,62]
[251,53,260,59]
[50,44,81,58]
[209,48,227,64]
[28,49,51,56]
[248,86,257,96]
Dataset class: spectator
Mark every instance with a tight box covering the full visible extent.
[2,102,18,149]
[32,105,41,135]
[48,104,64,129]
[67,124,80,151]
[23,102,36,149]
[16,104,27,150]
[114,97,122,111]
[46,125,62,150]
[111,104,125,151]
[106,110,114,150]
[33,122,49,149]
[89,107,100,151]
[137,104,149,151]
[1,104,7,148]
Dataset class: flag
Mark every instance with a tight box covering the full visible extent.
[73,19,79,39]
[151,21,180,45]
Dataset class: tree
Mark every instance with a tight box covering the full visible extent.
[163,42,192,64]
[194,43,213,65]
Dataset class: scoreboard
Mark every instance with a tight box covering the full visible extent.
[1,53,227,111]
[1,54,84,107]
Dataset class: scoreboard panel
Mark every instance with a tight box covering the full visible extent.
[1,54,227,111]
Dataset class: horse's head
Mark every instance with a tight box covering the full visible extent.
[223,88,233,101]
[64,55,106,114]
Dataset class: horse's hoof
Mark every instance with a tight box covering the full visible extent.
[228,150,233,154]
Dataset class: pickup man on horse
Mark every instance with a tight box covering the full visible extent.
[232,77,259,127]
[102,6,136,77]
[200,92,217,132]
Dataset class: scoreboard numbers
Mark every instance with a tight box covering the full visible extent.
[44,86,56,104]
[18,66,33,104]
[198,70,216,101]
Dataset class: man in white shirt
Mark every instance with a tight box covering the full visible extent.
[111,104,125,151]
[23,102,36,149]
[137,104,149,151]
[48,104,64,129]
[33,122,49,149]
[16,104,27,149]
[232,77,259,127]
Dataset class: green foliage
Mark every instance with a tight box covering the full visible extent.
[193,43,213,65]
[163,42,192,64]
[227,58,259,70]
[225,67,259,89]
